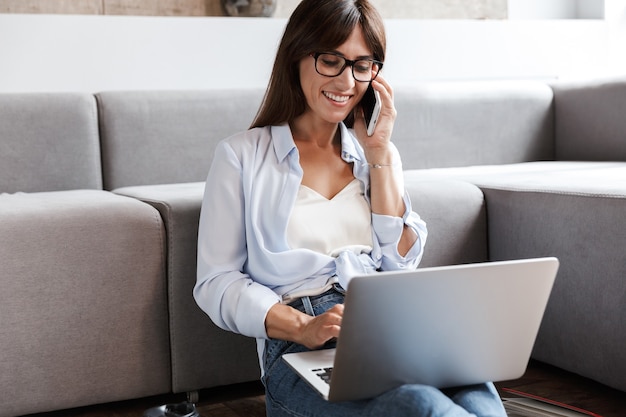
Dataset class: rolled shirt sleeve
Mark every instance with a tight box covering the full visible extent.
[372,189,427,271]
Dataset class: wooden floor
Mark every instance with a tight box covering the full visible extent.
[22,360,626,417]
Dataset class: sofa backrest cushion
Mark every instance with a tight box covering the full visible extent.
[553,77,626,161]
[0,93,102,193]
[393,81,555,169]
[97,90,265,190]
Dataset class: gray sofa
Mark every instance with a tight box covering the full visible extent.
[0,78,624,416]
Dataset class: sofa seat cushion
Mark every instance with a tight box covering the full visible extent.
[114,178,490,392]
[0,190,169,416]
[405,161,626,197]
[408,161,626,392]
[404,179,488,268]
[483,184,625,392]
[113,182,260,393]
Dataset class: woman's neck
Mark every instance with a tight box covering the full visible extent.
[290,115,340,148]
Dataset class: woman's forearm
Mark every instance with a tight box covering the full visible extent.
[366,150,418,257]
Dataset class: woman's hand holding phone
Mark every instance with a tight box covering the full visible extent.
[362,83,382,136]
[353,75,397,162]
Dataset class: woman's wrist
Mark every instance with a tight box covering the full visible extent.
[363,161,400,169]
[265,303,310,343]
[363,143,395,167]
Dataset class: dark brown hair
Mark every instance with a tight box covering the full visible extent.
[250,0,386,128]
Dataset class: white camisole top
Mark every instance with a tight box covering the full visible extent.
[287,178,373,260]
[282,178,374,303]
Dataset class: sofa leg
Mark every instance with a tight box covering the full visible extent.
[186,391,200,403]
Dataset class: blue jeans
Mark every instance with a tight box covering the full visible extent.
[262,288,507,417]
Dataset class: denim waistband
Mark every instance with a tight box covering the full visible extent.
[288,284,345,316]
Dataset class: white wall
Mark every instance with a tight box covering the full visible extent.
[508,0,604,19]
[0,9,623,93]
[384,19,608,85]
[0,15,283,92]
[605,0,626,78]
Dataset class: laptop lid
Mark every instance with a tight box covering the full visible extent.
[283,257,559,402]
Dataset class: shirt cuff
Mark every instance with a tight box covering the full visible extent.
[229,281,281,339]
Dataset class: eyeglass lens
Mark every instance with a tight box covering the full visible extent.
[315,53,380,82]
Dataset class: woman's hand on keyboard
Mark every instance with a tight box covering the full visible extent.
[300,304,344,349]
[265,303,344,350]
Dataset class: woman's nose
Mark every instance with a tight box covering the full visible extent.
[335,65,356,90]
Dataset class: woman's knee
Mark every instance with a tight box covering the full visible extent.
[447,383,507,417]
[370,384,467,416]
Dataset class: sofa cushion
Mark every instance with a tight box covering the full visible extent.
[553,77,626,161]
[404,161,626,196]
[393,81,554,169]
[97,89,265,190]
[0,93,102,193]
[406,161,626,391]
[114,183,260,393]
[115,178,488,393]
[404,179,488,267]
[0,190,170,416]
[481,183,626,392]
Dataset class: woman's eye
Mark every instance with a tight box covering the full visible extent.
[320,55,342,68]
[354,62,372,73]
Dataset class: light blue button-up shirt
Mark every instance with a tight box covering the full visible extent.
[194,123,427,366]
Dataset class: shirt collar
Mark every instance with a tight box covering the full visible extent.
[270,124,297,163]
[338,123,364,165]
[270,122,364,164]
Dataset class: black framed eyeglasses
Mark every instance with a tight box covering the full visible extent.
[310,52,383,82]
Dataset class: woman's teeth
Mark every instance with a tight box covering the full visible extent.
[324,92,350,103]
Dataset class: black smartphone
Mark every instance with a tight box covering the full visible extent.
[361,83,381,136]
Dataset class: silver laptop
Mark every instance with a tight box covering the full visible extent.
[282,257,559,402]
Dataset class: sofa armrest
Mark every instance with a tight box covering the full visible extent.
[0,190,169,416]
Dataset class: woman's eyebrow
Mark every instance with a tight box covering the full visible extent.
[326,50,375,60]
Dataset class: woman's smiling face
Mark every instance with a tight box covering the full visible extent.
[298,24,373,127]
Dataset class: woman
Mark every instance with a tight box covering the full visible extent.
[194,0,506,415]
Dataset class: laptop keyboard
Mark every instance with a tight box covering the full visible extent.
[313,367,333,384]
